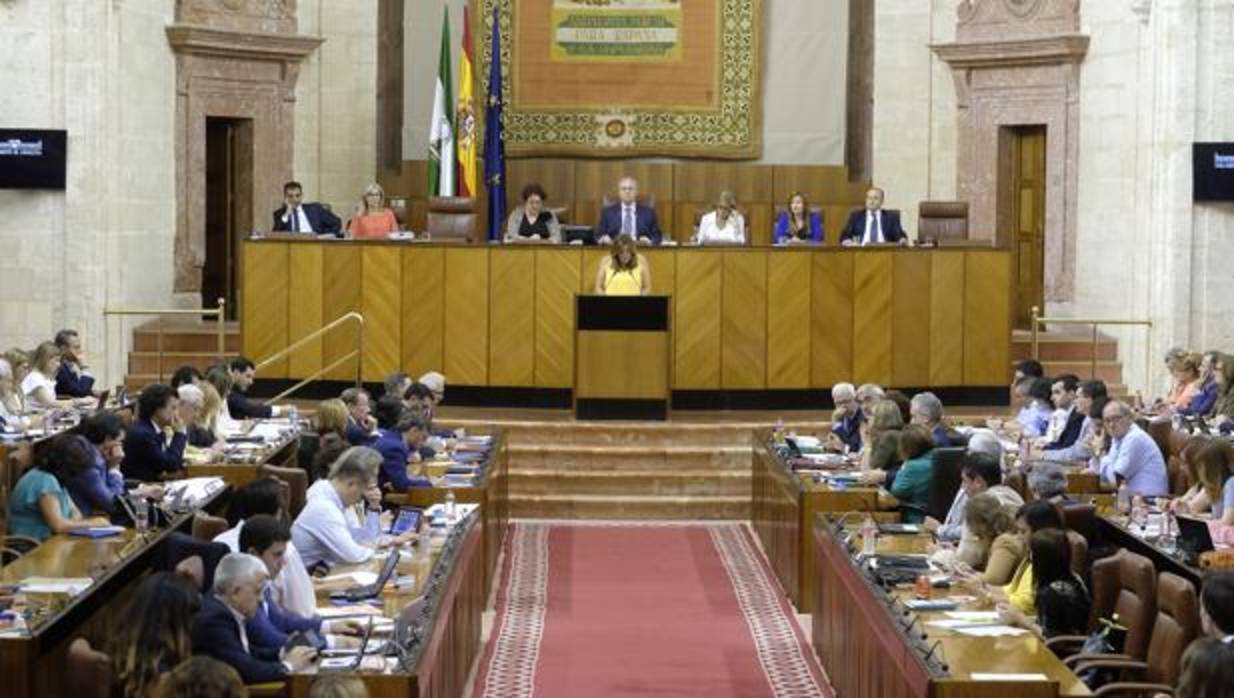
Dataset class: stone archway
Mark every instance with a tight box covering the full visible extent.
[932,0,1088,301]
[166,0,321,299]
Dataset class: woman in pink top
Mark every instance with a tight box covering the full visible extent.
[1170,352,1204,410]
[347,183,400,239]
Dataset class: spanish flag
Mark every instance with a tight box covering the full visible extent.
[456,2,478,198]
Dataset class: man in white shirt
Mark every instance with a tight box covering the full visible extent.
[839,187,908,246]
[213,477,317,617]
[292,445,415,568]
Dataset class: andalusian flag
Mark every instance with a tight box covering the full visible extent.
[456,2,478,198]
[428,8,455,197]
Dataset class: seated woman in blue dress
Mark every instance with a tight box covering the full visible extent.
[773,192,823,245]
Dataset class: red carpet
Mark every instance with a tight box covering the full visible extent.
[473,522,831,698]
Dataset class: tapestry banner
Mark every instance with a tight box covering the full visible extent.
[481,0,763,159]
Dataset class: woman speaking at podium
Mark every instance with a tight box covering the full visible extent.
[594,234,650,296]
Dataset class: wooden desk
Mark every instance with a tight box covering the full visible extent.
[750,436,883,612]
[241,240,1012,393]
[286,509,485,698]
[811,516,1091,697]
[184,428,300,489]
[1096,514,1204,588]
[0,489,226,698]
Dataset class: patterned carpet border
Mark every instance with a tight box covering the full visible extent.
[473,521,833,698]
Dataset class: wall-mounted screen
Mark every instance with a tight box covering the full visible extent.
[0,129,67,190]
[1193,142,1234,202]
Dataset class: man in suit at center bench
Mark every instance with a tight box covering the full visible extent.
[839,187,908,246]
[595,176,663,246]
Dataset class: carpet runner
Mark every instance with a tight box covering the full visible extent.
[473,522,832,697]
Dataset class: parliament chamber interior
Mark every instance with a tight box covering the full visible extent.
[3,1,1234,697]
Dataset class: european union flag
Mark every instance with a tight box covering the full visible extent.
[483,8,506,242]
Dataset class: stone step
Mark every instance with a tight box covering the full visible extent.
[128,351,224,376]
[132,322,241,353]
[1011,331,1118,362]
[508,469,751,497]
[499,423,761,449]
[508,444,752,472]
[1026,360,1124,384]
[510,493,751,520]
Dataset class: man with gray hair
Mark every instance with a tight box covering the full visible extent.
[339,386,377,445]
[909,391,958,447]
[1090,400,1169,496]
[828,382,863,452]
[1027,462,1069,502]
[293,445,415,567]
[191,552,317,683]
[595,176,663,245]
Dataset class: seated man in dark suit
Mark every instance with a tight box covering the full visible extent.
[595,176,663,245]
[372,396,432,492]
[53,328,95,397]
[839,187,908,246]
[340,387,378,445]
[227,357,289,420]
[272,180,341,236]
[121,383,188,482]
[191,552,318,684]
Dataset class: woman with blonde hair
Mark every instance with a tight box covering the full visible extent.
[696,191,745,245]
[347,183,400,239]
[21,341,70,409]
[0,357,44,431]
[594,234,650,296]
[859,398,905,486]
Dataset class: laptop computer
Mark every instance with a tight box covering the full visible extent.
[319,616,375,673]
[330,550,400,602]
[1176,515,1215,563]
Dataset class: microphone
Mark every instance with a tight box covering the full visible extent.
[922,639,946,670]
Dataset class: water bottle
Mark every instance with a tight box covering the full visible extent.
[773,419,785,445]
[287,404,299,425]
[1116,483,1132,515]
[132,495,149,533]
[861,515,878,556]
[444,489,457,524]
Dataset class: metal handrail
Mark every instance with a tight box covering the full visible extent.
[255,312,365,405]
[103,298,227,385]
[1030,306,1152,389]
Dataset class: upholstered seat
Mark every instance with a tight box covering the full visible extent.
[427,196,477,242]
[66,638,111,698]
[917,201,968,243]
[257,463,307,518]
[1076,571,1199,696]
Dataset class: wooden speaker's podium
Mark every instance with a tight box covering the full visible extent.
[574,295,671,420]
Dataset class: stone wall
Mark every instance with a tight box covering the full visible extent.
[0,1,178,384]
[874,0,1234,393]
[0,1,377,386]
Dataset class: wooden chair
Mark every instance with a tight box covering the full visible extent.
[1075,572,1199,696]
[191,511,229,542]
[257,463,307,518]
[66,638,111,698]
[917,201,969,244]
[426,196,477,242]
[1056,550,1158,667]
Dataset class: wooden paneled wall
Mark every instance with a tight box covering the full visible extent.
[376,160,871,246]
[242,241,1012,390]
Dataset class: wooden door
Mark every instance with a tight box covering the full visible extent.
[1010,127,1046,329]
[203,117,253,320]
